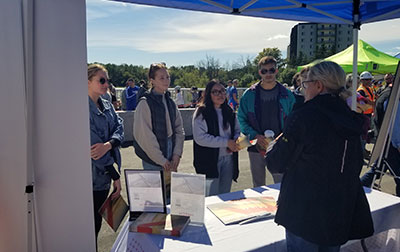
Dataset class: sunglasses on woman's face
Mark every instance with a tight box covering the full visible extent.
[260,68,276,75]
[99,77,109,85]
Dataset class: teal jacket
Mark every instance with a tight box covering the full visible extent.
[238,81,295,140]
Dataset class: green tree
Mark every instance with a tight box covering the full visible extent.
[227,56,257,85]
[278,67,298,85]
[197,55,221,80]
[240,73,256,87]
[314,44,328,60]
[100,63,147,87]
[174,70,208,88]
[329,45,336,57]
[287,51,309,68]
[314,44,336,61]
[253,48,284,69]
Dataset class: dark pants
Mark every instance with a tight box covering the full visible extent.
[361,144,400,196]
[93,190,109,249]
[286,230,340,252]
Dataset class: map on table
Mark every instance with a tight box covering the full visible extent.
[207,196,277,225]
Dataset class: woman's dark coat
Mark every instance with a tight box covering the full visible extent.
[266,94,374,246]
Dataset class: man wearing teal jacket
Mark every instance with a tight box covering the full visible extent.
[238,56,295,187]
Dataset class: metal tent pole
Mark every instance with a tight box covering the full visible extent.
[351,0,360,111]
[352,28,358,111]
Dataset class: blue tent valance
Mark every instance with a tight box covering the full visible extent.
[113,0,400,25]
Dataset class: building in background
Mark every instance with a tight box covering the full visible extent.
[288,23,353,62]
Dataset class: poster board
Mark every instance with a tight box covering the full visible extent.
[124,169,167,221]
[368,62,400,184]
[170,172,205,223]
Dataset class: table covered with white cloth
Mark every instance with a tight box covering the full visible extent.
[111,184,400,252]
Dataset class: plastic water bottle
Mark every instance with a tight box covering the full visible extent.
[264,130,275,144]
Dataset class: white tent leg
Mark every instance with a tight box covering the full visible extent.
[22,0,37,251]
[0,1,29,251]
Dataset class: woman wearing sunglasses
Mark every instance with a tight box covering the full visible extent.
[265,61,373,251]
[133,63,184,200]
[193,80,241,196]
[88,64,124,248]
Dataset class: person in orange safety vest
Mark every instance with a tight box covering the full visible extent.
[357,71,375,116]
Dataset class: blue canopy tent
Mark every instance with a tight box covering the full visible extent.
[114,0,400,110]
[114,0,400,24]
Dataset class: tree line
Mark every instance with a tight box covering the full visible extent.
[90,46,336,88]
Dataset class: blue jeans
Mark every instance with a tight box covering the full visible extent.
[142,137,173,170]
[142,137,173,203]
[361,144,400,196]
[286,230,340,252]
[206,155,233,196]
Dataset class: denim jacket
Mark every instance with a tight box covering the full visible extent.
[89,96,124,191]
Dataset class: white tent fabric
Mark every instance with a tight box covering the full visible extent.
[1,0,95,251]
[0,2,29,251]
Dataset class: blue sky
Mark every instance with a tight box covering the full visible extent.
[86,0,400,67]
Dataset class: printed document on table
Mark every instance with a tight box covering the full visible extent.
[171,172,205,223]
[125,170,165,212]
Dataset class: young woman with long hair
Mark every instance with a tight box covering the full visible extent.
[193,80,240,196]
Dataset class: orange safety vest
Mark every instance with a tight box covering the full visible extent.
[357,85,375,114]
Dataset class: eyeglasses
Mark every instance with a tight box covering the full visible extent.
[301,80,315,89]
[260,68,276,75]
[211,89,226,96]
[99,77,110,85]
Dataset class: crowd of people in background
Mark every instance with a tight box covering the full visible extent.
[88,57,399,251]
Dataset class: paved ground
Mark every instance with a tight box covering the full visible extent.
[97,142,396,252]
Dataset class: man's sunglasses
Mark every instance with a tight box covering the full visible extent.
[260,68,276,75]
[99,77,110,85]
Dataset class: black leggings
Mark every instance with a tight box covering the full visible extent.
[93,190,109,245]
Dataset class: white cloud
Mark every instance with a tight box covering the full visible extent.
[267,35,289,41]
[87,1,400,56]
[86,0,152,21]
[359,19,400,43]
[88,10,297,54]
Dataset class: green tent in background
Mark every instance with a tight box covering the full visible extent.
[298,40,400,74]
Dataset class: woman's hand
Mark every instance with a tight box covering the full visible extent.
[162,160,171,172]
[90,142,112,160]
[227,139,239,152]
[110,179,121,200]
[171,154,181,172]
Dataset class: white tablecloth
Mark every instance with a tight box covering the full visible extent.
[111,185,400,252]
